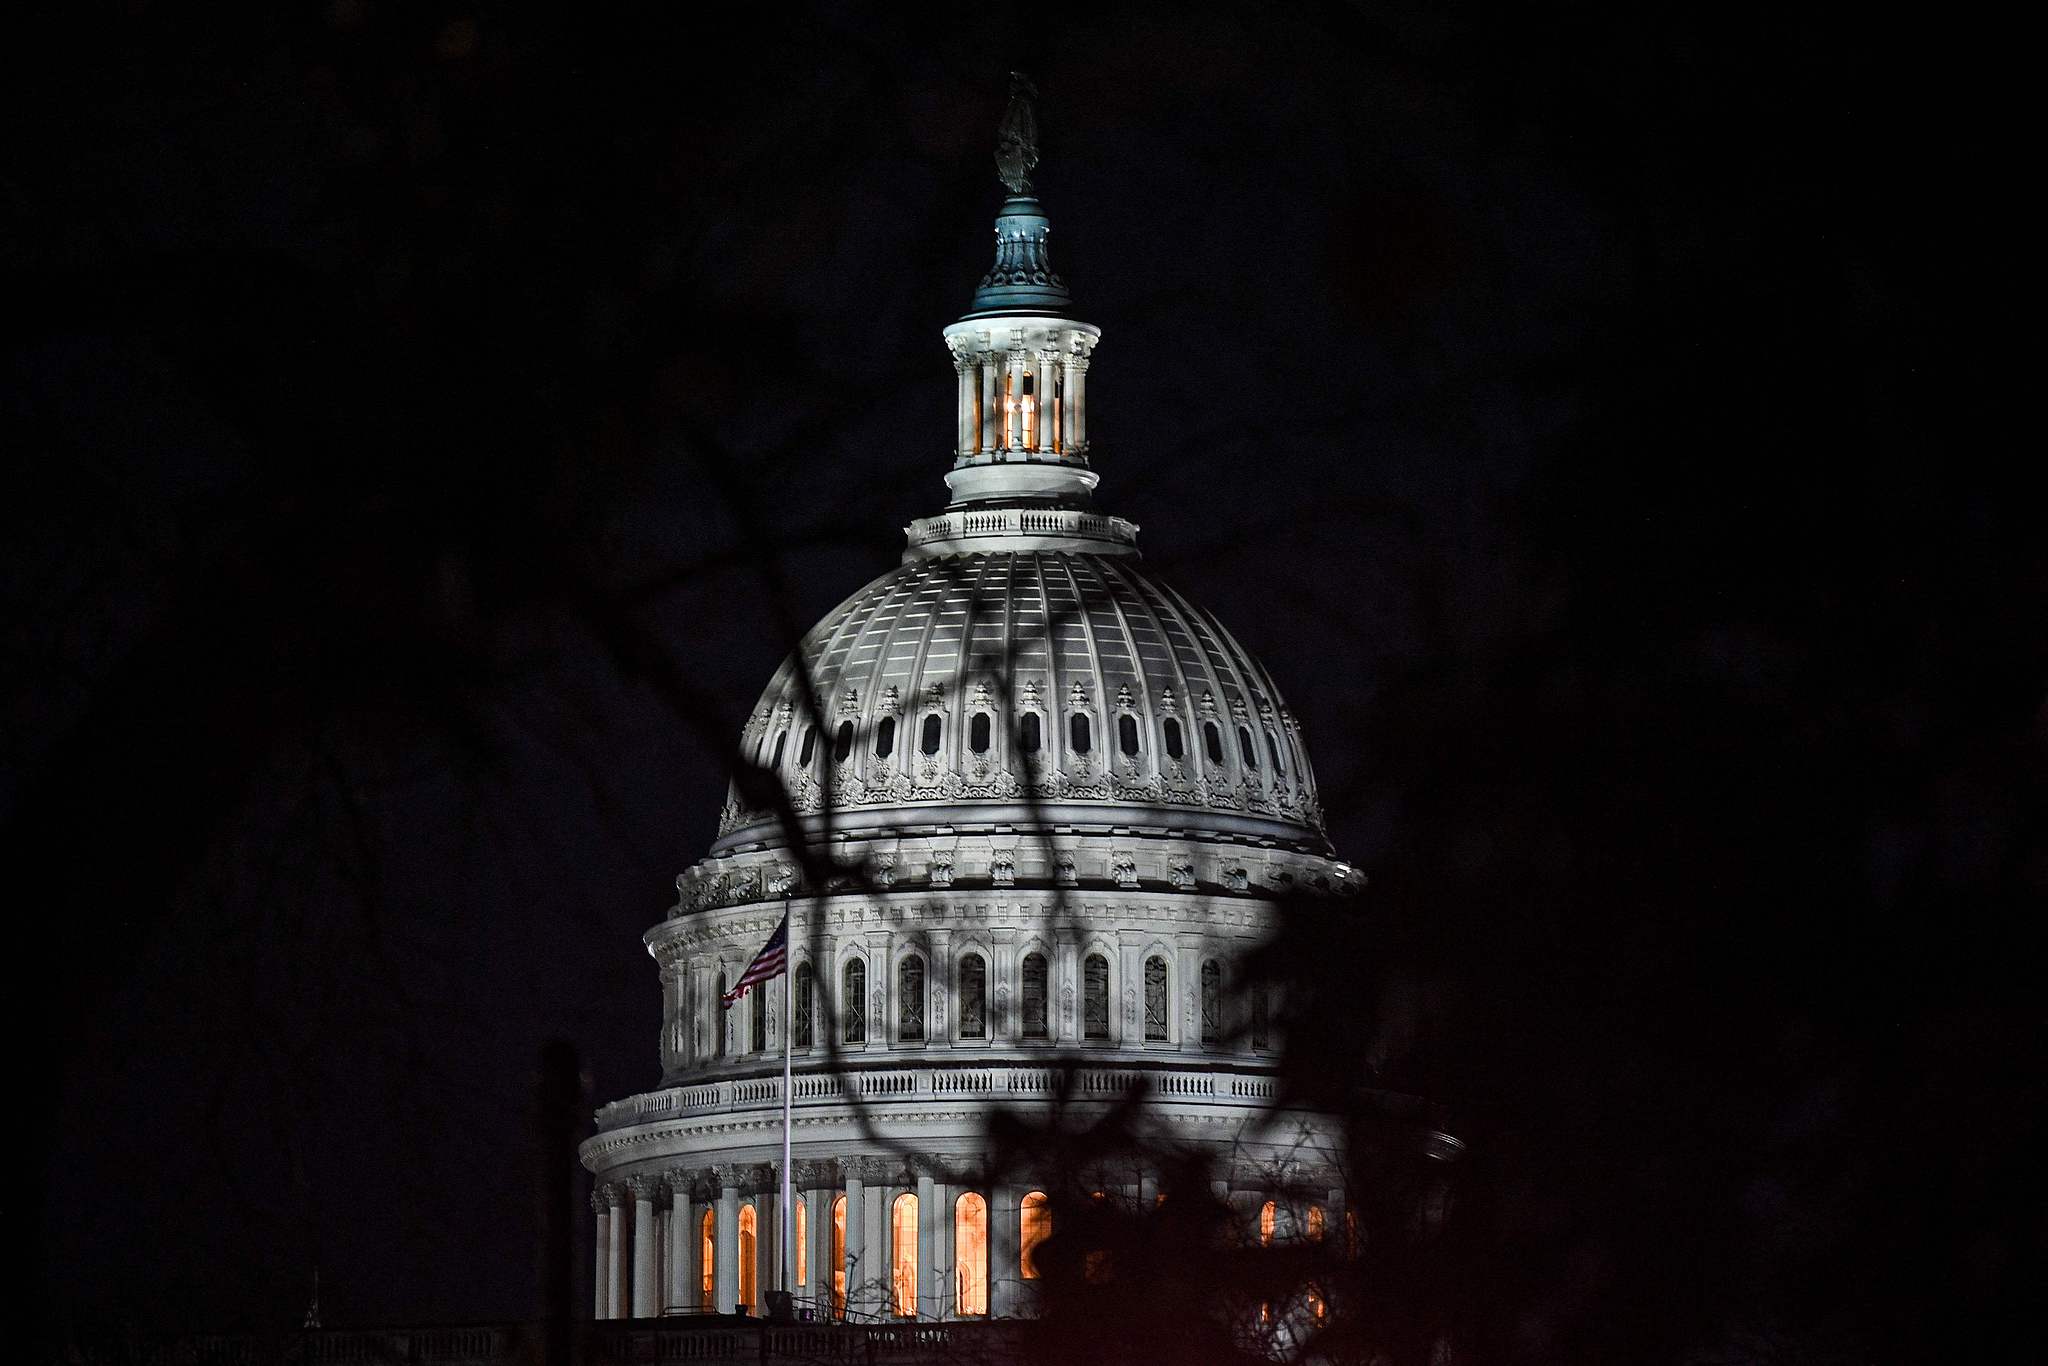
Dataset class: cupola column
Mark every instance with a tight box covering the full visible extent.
[954,356,976,456]
[1065,351,1088,453]
[1034,350,1057,454]
[665,1171,694,1314]
[978,350,999,453]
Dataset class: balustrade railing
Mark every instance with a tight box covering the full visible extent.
[595,1060,1276,1131]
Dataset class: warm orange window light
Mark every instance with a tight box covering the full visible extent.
[1307,1205,1326,1242]
[738,1205,758,1310]
[831,1195,847,1316]
[1019,1191,1050,1279]
[795,1198,808,1288]
[700,1209,715,1309]
[954,1192,989,1316]
[1259,1200,1278,1246]
[891,1193,919,1317]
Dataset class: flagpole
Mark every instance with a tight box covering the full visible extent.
[780,897,795,1308]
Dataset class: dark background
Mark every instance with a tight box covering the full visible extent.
[6,2,2037,1361]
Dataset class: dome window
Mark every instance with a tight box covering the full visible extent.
[750,981,767,1053]
[1118,714,1140,757]
[1020,952,1049,1038]
[771,731,787,769]
[1070,713,1092,754]
[1237,725,1259,769]
[1200,960,1222,1043]
[898,954,927,1041]
[1164,717,1185,761]
[921,714,943,755]
[1143,956,1169,1040]
[1203,721,1224,765]
[1266,728,1286,775]
[842,959,866,1044]
[798,726,816,767]
[958,954,987,1038]
[874,716,896,760]
[970,712,992,753]
[1082,953,1110,1040]
[714,972,729,1059]
[1020,712,1042,753]
[833,720,854,764]
[793,963,814,1048]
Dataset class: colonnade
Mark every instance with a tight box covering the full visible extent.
[950,342,1089,459]
[592,1159,1348,1321]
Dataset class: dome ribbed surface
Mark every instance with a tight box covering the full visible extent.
[719,552,1324,848]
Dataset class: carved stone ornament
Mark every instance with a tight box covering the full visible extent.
[1224,866,1250,892]
[929,851,956,888]
[990,851,1016,887]
[1055,855,1078,887]
[1111,852,1140,889]
[1169,859,1196,891]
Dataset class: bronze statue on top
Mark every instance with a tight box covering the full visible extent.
[995,71,1040,195]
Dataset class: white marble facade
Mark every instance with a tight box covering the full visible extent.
[580,129,1367,1323]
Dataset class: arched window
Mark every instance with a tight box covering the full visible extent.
[1070,713,1092,753]
[1143,955,1169,1041]
[1266,728,1286,775]
[831,1195,848,1316]
[958,954,987,1038]
[898,954,926,1041]
[921,714,942,755]
[1251,985,1270,1050]
[1020,712,1042,753]
[771,731,787,769]
[874,716,896,760]
[700,1208,716,1309]
[798,725,816,767]
[750,981,766,1053]
[796,1197,808,1288]
[1259,1200,1277,1247]
[1082,953,1110,1040]
[833,720,854,763]
[739,1204,758,1310]
[793,962,814,1048]
[1118,714,1140,756]
[715,972,728,1059]
[970,712,991,753]
[1020,1191,1051,1279]
[1200,960,1222,1044]
[1238,726,1259,768]
[1163,717,1185,761]
[1203,721,1224,764]
[955,1192,988,1316]
[891,1193,918,1317]
[1307,1205,1327,1243]
[1020,952,1049,1039]
[842,959,867,1044]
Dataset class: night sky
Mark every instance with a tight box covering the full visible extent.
[7,4,2037,1362]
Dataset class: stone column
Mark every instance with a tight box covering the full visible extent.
[630,1176,660,1318]
[989,1185,1019,1319]
[756,1187,778,1311]
[1066,353,1089,452]
[861,1176,886,1317]
[1034,351,1055,453]
[664,1171,693,1314]
[715,1166,741,1314]
[978,352,999,454]
[916,1173,938,1319]
[592,1190,612,1320]
[606,1184,631,1319]
[842,1161,867,1317]
[955,355,976,455]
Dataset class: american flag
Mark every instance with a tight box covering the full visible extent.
[721,914,788,1005]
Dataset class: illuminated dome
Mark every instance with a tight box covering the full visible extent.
[581,79,1390,1333]
[716,548,1326,856]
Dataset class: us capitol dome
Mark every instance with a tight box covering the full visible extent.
[581,83,1414,1329]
